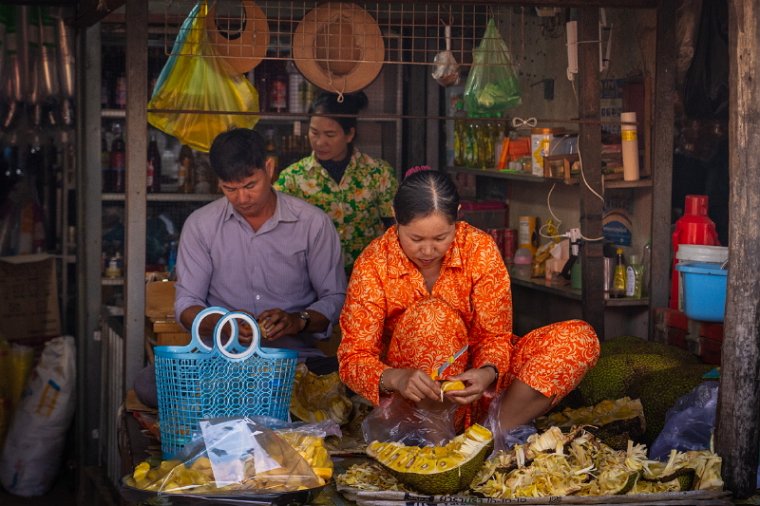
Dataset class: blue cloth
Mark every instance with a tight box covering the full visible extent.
[175,191,346,357]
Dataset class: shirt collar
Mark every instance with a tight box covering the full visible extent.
[222,191,297,226]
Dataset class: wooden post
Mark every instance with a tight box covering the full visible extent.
[716,1,760,498]
[649,0,677,336]
[577,8,605,340]
[124,0,149,393]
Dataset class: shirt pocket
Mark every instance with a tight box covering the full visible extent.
[261,248,310,297]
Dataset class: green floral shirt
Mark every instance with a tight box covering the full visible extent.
[275,150,398,272]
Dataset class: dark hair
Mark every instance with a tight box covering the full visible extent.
[208,128,267,182]
[393,169,460,225]
[309,91,369,134]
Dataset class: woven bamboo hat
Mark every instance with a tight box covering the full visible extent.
[206,1,270,74]
[292,2,385,95]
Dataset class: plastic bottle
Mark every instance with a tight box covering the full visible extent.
[286,61,305,114]
[177,145,194,194]
[147,134,161,193]
[611,248,626,298]
[625,254,644,298]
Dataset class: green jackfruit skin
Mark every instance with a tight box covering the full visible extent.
[577,353,686,406]
[631,365,713,444]
[389,443,493,495]
[600,336,699,364]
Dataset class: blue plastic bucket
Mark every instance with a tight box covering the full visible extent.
[676,262,727,322]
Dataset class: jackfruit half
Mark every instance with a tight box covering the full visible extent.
[366,423,493,495]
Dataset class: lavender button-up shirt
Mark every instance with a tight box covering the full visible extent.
[174,191,346,357]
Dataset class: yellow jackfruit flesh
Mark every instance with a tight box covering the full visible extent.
[366,423,493,495]
[289,363,353,425]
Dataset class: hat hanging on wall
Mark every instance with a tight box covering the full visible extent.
[292,2,385,95]
[206,0,270,74]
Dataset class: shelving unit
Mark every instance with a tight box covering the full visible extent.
[74,1,675,494]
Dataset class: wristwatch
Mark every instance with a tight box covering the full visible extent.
[297,311,311,331]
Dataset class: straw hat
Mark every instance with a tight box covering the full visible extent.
[292,2,385,95]
[206,1,270,74]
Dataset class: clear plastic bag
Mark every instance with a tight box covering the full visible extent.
[361,393,457,446]
[147,2,259,153]
[125,417,323,495]
[290,363,353,425]
[483,387,537,453]
[463,18,521,117]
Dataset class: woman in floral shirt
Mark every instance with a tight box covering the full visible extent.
[275,92,398,273]
[337,168,600,433]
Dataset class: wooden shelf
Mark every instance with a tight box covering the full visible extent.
[447,167,652,189]
[102,193,220,202]
[509,269,649,307]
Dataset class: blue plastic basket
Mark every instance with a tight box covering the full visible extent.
[154,307,298,458]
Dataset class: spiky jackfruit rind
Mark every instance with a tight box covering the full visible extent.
[642,468,695,490]
[600,336,699,363]
[366,424,494,495]
[615,471,643,495]
[536,397,646,450]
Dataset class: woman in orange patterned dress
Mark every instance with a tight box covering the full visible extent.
[337,168,600,434]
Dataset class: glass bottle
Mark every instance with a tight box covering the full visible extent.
[611,247,627,298]
[178,145,195,194]
[147,134,161,193]
[453,101,467,167]
[264,129,279,173]
[625,254,644,298]
[268,61,288,113]
[109,123,125,193]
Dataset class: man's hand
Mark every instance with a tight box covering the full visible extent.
[256,309,303,341]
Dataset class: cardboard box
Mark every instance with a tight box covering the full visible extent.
[0,254,61,341]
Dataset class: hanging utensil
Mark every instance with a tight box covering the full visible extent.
[431,20,460,87]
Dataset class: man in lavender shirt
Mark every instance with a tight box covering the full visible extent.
[174,128,346,362]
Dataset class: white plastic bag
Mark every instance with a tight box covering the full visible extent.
[0,336,76,496]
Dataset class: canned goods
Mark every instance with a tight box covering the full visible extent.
[503,229,517,263]
[487,228,505,256]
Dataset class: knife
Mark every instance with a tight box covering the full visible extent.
[431,344,468,380]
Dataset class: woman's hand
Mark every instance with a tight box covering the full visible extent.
[382,368,442,403]
[441,366,498,405]
[257,309,303,341]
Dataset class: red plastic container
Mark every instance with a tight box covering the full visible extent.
[670,195,719,309]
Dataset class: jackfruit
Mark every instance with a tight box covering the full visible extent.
[536,397,646,450]
[289,363,353,425]
[600,335,699,363]
[440,380,465,392]
[366,423,493,495]
[631,365,713,443]
[576,353,690,406]
[276,430,334,484]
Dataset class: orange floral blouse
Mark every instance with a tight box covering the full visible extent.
[338,222,513,405]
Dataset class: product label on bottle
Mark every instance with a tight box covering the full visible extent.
[621,130,637,142]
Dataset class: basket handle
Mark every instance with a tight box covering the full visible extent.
[213,311,263,361]
[190,306,231,353]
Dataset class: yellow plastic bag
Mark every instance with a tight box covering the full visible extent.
[148,2,259,153]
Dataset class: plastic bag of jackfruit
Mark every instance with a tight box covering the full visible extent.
[362,392,458,447]
[123,416,333,497]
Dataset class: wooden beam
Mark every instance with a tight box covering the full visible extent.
[123,0,148,395]
[577,8,605,340]
[649,0,677,332]
[716,1,760,498]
